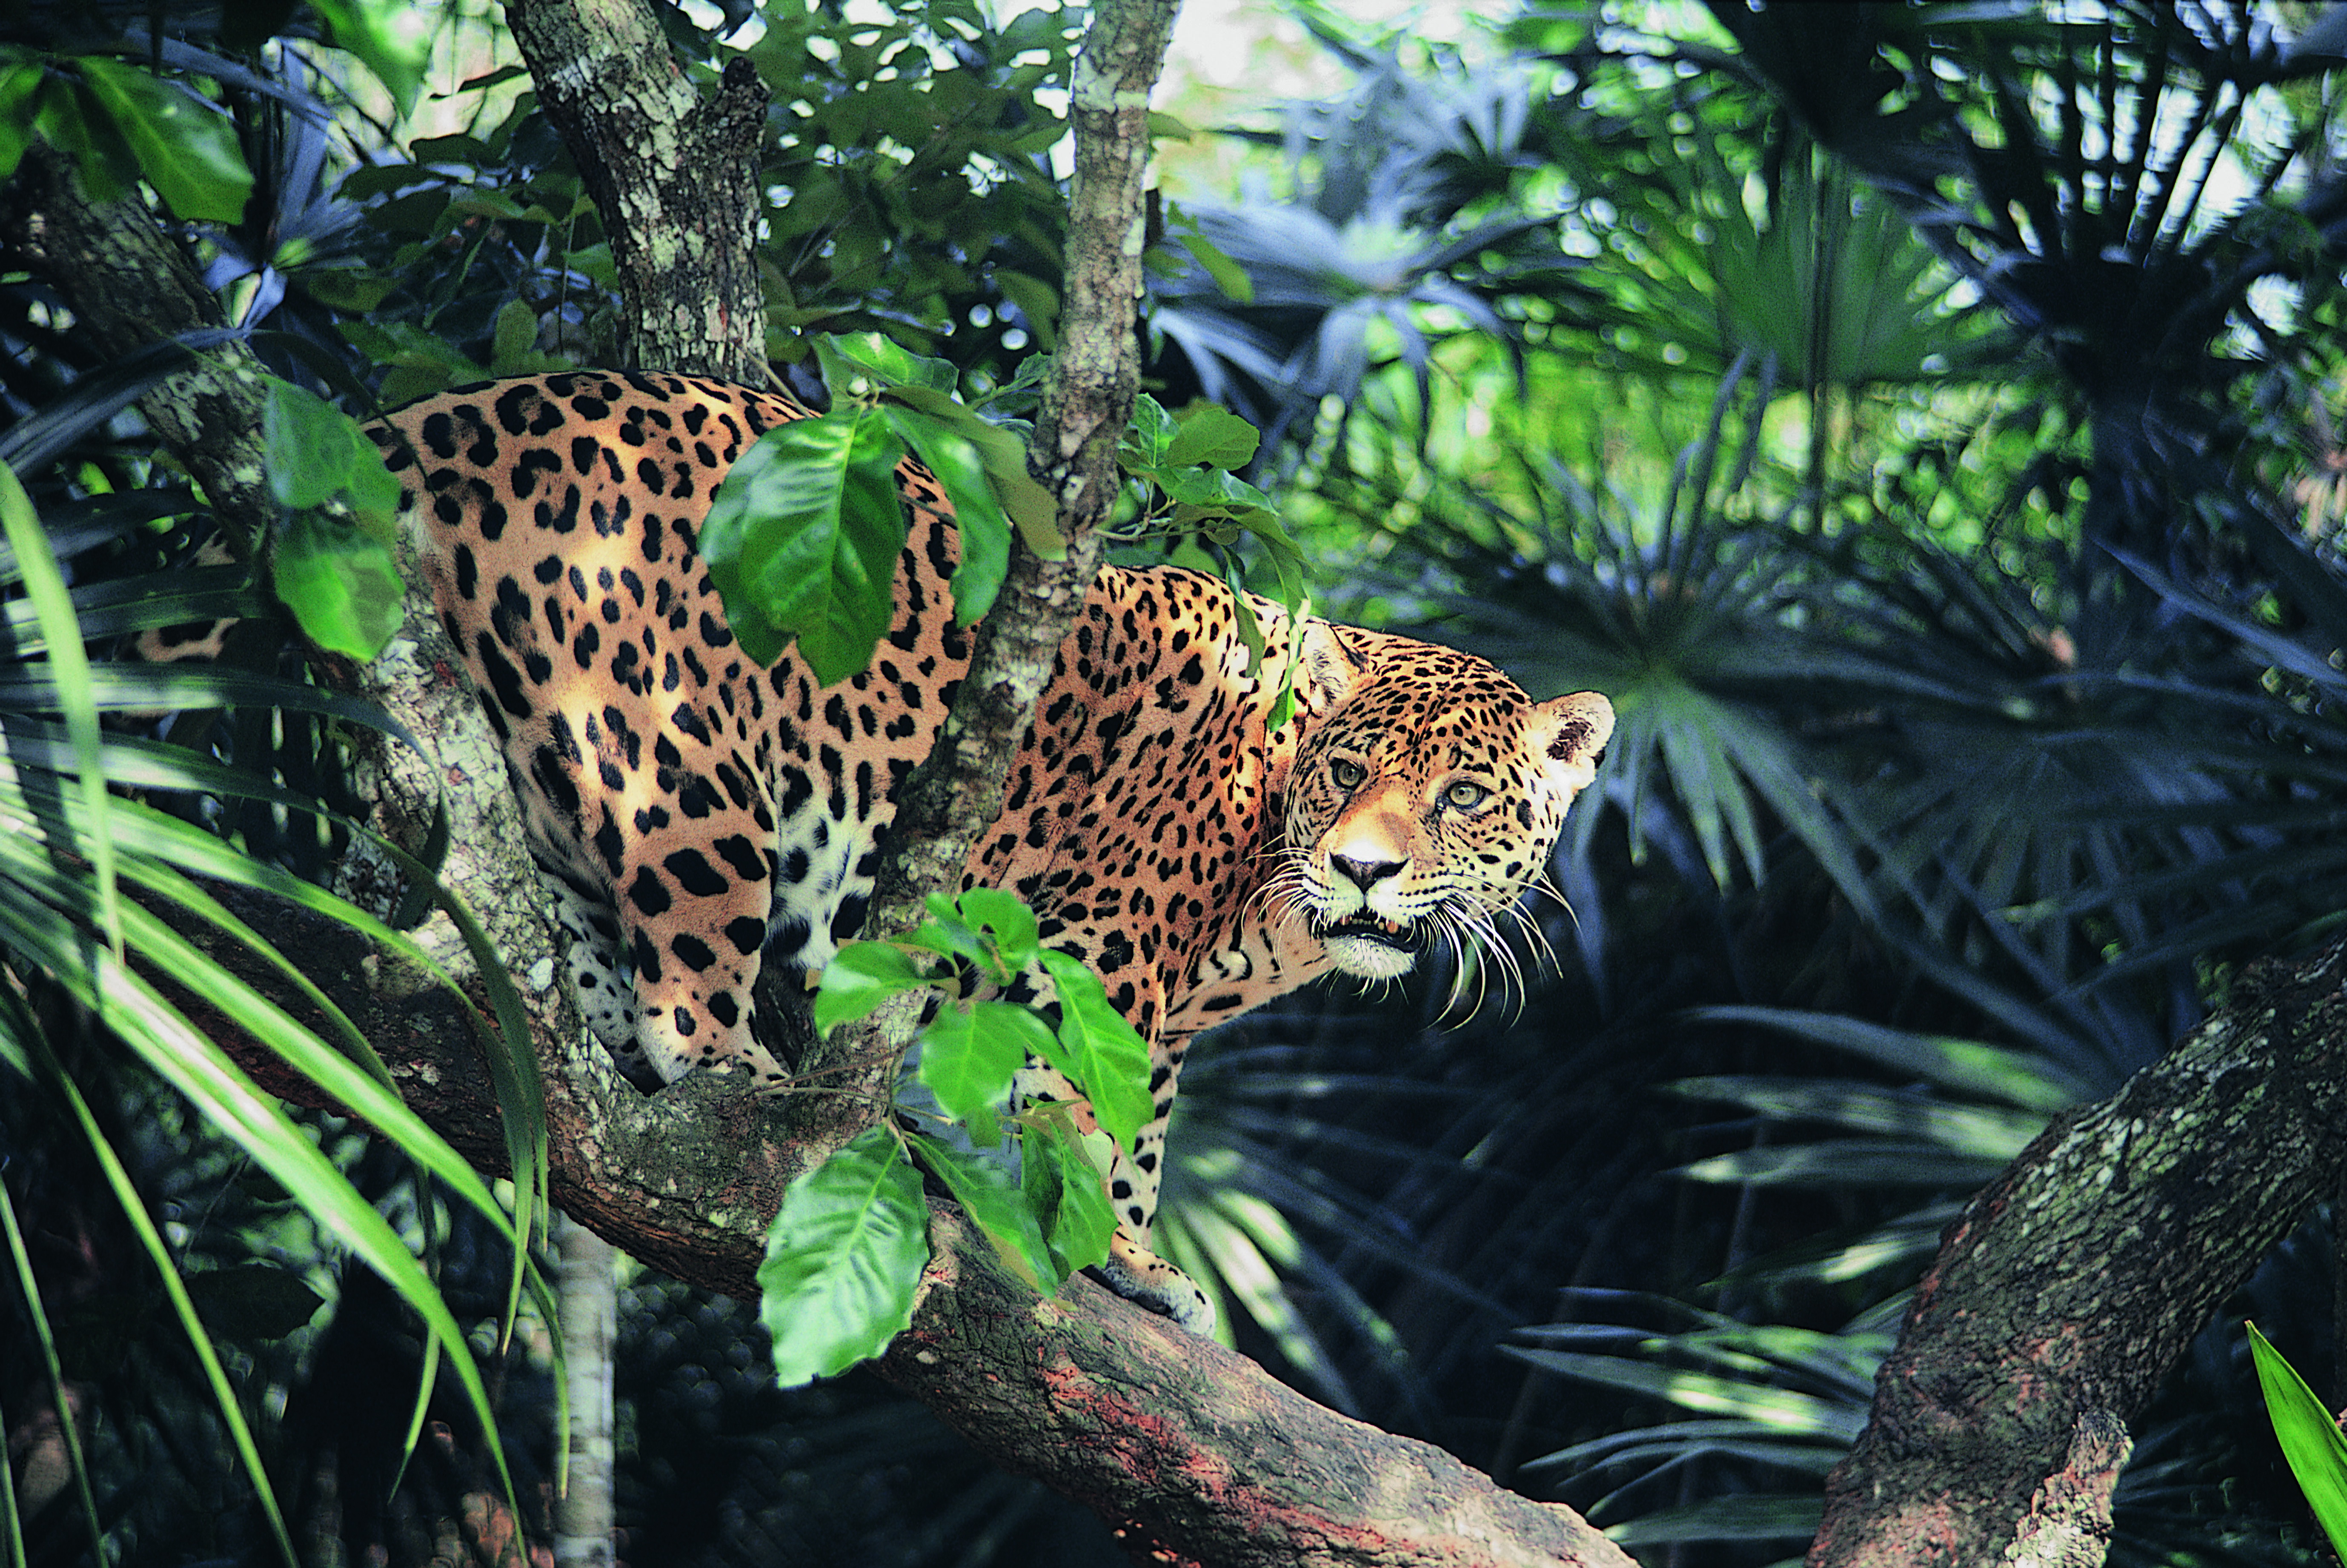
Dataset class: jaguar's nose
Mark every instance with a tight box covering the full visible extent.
[1330,853,1404,893]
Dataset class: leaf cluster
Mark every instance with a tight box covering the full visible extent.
[758,889,1153,1386]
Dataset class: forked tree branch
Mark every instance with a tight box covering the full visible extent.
[1811,935,2347,1565]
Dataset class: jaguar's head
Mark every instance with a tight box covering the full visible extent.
[1274,634,1613,983]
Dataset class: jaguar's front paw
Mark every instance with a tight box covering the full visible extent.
[1091,1232,1215,1334]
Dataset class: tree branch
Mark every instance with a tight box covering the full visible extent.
[504,0,769,383]
[1811,936,2347,1565]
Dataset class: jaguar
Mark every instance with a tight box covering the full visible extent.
[378,370,1613,1330]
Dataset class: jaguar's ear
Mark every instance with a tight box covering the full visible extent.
[1530,691,1614,795]
[1294,620,1363,712]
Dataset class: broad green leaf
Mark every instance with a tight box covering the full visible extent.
[700,409,907,680]
[1165,403,1260,470]
[919,998,1052,1125]
[952,414,1061,561]
[757,1127,928,1385]
[272,508,402,660]
[909,1136,1057,1294]
[77,58,252,224]
[1019,1106,1116,1277]
[1122,394,1178,471]
[307,0,432,111]
[35,80,131,205]
[814,941,936,1034]
[0,61,47,184]
[815,331,960,394]
[2250,1322,2347,1556]
[879,405,1010,627]
[952,888,1041,970]
[263,379,401,528]
[1034,951,1154,1158]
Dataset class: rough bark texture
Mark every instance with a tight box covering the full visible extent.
[883,1206,1633,1568]
[504,0,769,383]
[0,145,278,560]
[1810,938,2347,1565]
[798,0,1172,1082]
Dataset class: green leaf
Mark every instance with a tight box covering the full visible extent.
[919,998,1053,1125]
[36,79,132,206]
[951,888,1041,971]
[1033,951,1154,1158]
[1019,1106,1116,1277]
[994,269,1059,349]
[1165,403,1261,470]
[908,1136,1057,1294]
[307,0,432,111]
[700,408,908,680]
[76,58,252,225]
[1123,394,1177,472]
[813,941,936,1034]
[757,1127,928,1386]
[263,379,401,528]
[2250,1322,2347,1556]
[0,61,49,184]
[0,465,117,957]
[879,406,1010,627]
[814,331,960,394]
[1176,229,1254,303]
[272,508,403,660]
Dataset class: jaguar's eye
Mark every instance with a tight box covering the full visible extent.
[1330,757,1366,789]
[1444,780,1491,811]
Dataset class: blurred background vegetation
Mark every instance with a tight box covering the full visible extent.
[9,0,2347,1562]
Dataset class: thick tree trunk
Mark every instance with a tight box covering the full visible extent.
[1811,937,2347,1564]
[504,0,769,383]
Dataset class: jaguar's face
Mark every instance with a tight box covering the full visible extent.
[1276,673,1613,982]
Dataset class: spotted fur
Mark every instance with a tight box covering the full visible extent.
[378,371,1613,1330]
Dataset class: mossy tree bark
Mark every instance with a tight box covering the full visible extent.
[1810,937,2347,1565]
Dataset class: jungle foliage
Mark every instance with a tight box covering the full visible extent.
[7,0,2347,1564]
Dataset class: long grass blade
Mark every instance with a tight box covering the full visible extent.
[0,1169,103,1566]
[33,1046,300,1568]
[0,467,117,960]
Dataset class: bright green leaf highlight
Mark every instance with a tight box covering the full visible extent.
[813,941,936,1034]
[0,62,48,184]
[2249,1322,2347,1556]
[263,379,401,530]
[1034,951,1154,1158]
[701,409,907,680]
[272,509,404,660]
[919,999,1052,1126]
[758,1127,928,1386]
